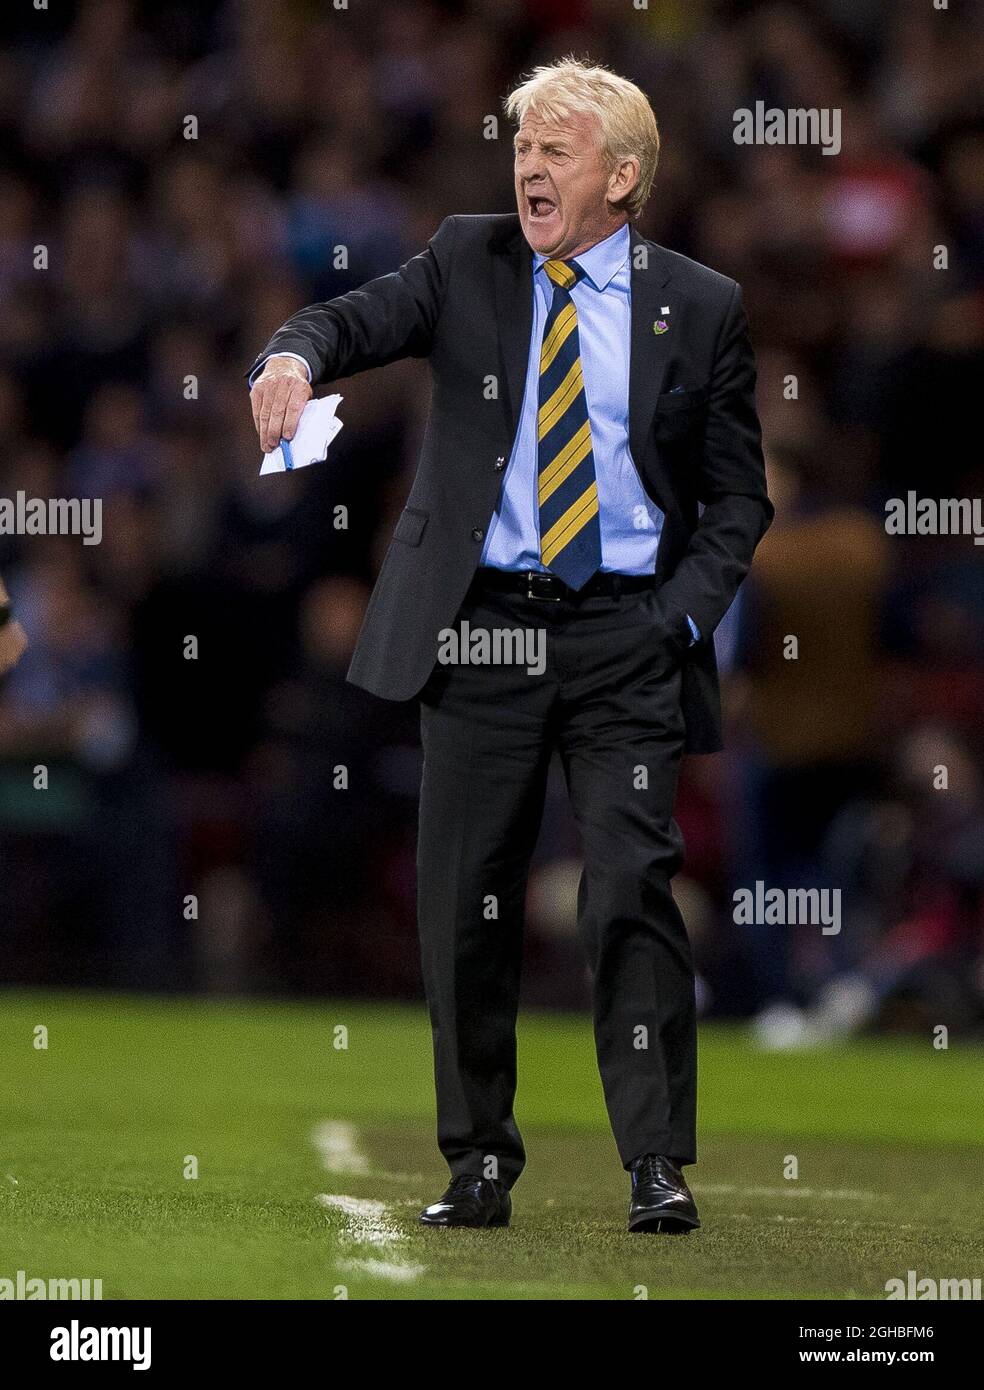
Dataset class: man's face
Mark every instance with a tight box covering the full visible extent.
[514,109,627,259]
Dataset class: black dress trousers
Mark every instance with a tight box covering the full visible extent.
[417,575,698,1189]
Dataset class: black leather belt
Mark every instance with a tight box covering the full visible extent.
[473,568,657,602]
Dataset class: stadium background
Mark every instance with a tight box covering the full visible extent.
[1,0,983,1047]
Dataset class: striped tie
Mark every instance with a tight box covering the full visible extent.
[537,258,601,591]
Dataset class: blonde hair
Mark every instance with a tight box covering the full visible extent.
[504,57,660,219]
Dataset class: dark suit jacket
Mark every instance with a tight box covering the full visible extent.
[249,214,772,752]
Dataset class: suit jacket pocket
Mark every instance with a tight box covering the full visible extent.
[393,505,429,546]
[656,384,710,410]
[653,385,710,443]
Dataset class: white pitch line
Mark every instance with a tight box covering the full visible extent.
[316,1192,426,1284]
[310,1120,370,1175]
[309,1119,422,1184]
[336,1257,426,1283]
[311,1119,426,1285]
[316,1194,404,1247]
[693,1183,885,1201]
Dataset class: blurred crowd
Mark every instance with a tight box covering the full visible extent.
[0,0,982,1040]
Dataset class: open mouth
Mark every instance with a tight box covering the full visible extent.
[527,194,557,221]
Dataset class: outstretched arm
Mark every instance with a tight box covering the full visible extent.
[249,216,457,453]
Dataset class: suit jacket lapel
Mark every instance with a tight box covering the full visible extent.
[491,220,533,444]
[629,228,677,517]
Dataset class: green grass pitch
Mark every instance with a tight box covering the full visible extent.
[1,991,980,1300]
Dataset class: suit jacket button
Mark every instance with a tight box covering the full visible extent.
[471,527,484,542]
[494,456,506,470]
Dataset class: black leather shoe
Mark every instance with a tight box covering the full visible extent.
[419,1174,512,1228]
[628,1154,700,1233]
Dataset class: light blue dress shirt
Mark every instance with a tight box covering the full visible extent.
[481,223,663,576]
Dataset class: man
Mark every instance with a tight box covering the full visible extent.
[249,59,772,1233]
[0,575,28,677]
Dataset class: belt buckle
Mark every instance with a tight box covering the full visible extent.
[526,571,561,602]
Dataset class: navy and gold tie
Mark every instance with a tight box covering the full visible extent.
[537,258,601,590]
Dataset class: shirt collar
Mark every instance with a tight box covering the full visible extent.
[534,222,630,292]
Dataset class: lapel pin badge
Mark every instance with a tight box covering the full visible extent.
[653,319,670,334]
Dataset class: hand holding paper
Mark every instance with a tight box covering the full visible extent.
[260,395,344,475]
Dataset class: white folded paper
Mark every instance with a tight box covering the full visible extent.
[260,394,344,474]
